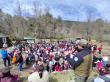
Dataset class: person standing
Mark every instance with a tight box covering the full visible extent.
[98,42,103,54]
[1,44,10,67]
[66,39,92,82]
[16,50,23,71]
[74,39,92,82]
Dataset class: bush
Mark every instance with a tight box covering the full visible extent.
[50,70,74,82]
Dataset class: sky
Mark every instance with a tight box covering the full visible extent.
[0,0,110,21]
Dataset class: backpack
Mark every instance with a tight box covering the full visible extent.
[66,48,91,69]
[12,56,17,64]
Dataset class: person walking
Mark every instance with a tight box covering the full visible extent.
[1,44,10,67]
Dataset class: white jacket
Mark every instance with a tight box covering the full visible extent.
[28,71,49,82]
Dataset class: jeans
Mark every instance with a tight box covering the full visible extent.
[75,75,88,82]
[18,62,23,71]
[3,57,10,67]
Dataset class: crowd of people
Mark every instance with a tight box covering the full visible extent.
[0,39,110,82]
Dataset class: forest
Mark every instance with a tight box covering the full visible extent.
[0,3,110,41]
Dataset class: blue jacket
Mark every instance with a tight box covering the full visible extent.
[1,49,8,59]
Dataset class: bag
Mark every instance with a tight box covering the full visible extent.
[66,54,84,69]
[12,56,17,64]
[66,48,91,69]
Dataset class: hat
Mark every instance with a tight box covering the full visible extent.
[79,39,88,45]
[3,44,8,48]
[1,66,12,73]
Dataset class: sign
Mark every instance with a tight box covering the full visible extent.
[2,37,7,44]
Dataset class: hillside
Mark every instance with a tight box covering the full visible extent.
[0,10,110,41]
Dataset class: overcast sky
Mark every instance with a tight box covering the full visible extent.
[0,0,110,21]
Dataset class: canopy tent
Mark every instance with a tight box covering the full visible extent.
[0,34,12,48]
[24,37,36,43]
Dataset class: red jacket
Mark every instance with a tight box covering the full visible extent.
[55,65,61,72]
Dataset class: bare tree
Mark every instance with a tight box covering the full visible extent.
[95,19,104,41]
[85,6,99,40]
[13,0,26,39]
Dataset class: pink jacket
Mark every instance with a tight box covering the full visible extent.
[97,61,103,70]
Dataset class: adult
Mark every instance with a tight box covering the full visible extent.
[28,65,49,82]
[102,55,109,67]
[66,39,92,82]
[94,67,110,82]
[1,44,10,67]
[74,39,92,82]
[98,42,103,54]
[17,51,23,71]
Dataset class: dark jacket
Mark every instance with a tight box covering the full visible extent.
[17,55,23,63]
[74,48,92,77]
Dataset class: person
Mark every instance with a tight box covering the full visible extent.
[99,67,108,76]
[49,59,54,72]
[97,58,103,71]
[16,50,24,71]
[92,54,99,68]
[94,67,110,82]
[98,42,103,54]
[102,55,109,67]
[32,61,38,69]
[1,44,10,67]
[64,60,70,70]
[74,39,92,82]
[0,66,19,82]
[28,65,49,82]
[54,62,61,72]
[73,39,92,82]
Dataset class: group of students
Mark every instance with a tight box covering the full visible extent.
[0,39,110,82]
[21,40,76,72]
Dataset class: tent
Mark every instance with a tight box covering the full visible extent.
[24,37,36,43]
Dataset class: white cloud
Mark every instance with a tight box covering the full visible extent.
[0,0,110,21]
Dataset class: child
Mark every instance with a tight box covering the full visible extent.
[102,55,109,67]
[97,58,103,71]
[54,62,61,72]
